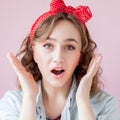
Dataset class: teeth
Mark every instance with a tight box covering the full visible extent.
[55,69,62,70]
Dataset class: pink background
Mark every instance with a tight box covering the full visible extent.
[0,0,120,104]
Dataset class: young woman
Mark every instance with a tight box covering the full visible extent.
[0,0,120,120]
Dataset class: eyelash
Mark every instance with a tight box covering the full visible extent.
[66,45,75,50]
[43,43,75,51]
[43,43,53,49]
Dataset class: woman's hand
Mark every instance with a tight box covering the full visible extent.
[76,54,102,104]
[76,54,102,120]
[7,52,38,97]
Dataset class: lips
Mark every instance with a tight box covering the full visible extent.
[50,68,65,79]
[51,69,65,75]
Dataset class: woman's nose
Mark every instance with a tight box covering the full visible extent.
[52,47,64,63]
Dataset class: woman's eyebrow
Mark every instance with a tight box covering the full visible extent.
[46,37,79,44]
[64,38,78,44]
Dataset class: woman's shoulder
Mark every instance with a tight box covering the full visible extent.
[0,89,23,117]
[90,89,119,108]
[90,89,120,119]
[91,89,116,102]
[0,89,23,103]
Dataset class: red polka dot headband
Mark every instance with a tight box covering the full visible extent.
[30,0,92,41]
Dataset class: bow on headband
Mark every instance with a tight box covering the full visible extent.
[30,0,92,41]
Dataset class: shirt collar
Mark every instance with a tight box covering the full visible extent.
[65,76,77,109]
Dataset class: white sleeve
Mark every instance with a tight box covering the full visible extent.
[97,97,120,120]
[0,90,22,120]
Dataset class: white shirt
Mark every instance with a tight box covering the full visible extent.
[0,79,120,120]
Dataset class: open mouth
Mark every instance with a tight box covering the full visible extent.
[51,69,65,75]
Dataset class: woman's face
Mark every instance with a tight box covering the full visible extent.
[33,20,82,88]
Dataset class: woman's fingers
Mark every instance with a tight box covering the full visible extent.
[76,54,102,102]
[7,52,34,83]
[7,52,26,75]
[7,52,38,96]
[87,54,102,78]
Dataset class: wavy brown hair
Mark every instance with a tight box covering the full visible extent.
[16,13,102,97]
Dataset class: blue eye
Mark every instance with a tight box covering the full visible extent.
[67,45,75,50]
[43,44,53,49]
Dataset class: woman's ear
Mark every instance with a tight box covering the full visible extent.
[31,41,35,48]
[29,41,35,51]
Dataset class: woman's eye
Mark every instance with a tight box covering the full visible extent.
[43,44,53,49]
[66,45,75,50]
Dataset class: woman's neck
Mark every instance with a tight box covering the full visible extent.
[41,79,73,119]
[41,79,72,101]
